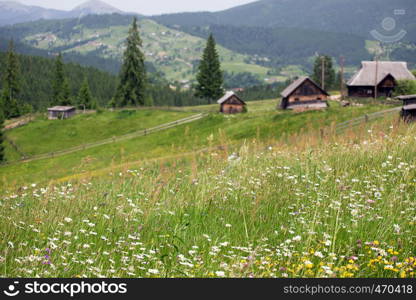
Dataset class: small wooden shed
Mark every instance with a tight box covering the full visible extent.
[396,94,416,122]
[218,91,247,114]
[47,106,76,120]
[280,77,329,110]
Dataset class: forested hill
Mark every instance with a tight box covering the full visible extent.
[0,51,210,111]
[0,14,274,83]
[180,25,370,66]
[0,51,118,110]
[153,0,416,42]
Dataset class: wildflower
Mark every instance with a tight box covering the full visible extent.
[225,224,232,228]
[292,236,302,242]
[215,271,226,277]
[304,261,314,269]
[64,217,73,223]
[148,269,159,275]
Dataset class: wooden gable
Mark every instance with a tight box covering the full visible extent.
[222,95,245,106]
[378,74,396,88]
[291,79,326,97]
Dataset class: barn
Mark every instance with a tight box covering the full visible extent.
[347,61,416,98]
[280,77,329,110]
[47,106,76,120]
[218,91,247,114]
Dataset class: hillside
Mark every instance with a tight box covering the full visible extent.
[153,0,416,42]
[1,100,393,187]
[153,0,416,69]
[0,0,130,26]
[0,51,118,110]
[1,104,414,278]
[0,15,276,83]
[181,25,371,67]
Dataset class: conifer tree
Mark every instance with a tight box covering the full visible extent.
[52,53,67,106]
[1,40,21,118]
[60,78,72,106]
[112,17,146,107]
[0,109,5,163]
[195,34,224,104]
[312,55,336,90]
[77,78,94,110]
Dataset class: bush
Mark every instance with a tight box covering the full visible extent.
[394,79,416,96]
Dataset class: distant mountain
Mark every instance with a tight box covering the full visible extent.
[153,0,416,42]
[68,0,123,18]
[0,0,130,26]
[0,1,66,26]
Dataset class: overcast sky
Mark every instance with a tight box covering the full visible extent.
[18,0,257,15]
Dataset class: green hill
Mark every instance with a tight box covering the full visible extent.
[1,100,392,188]
[0,51,117,110]
[153,0,416,43]
[0,102,414,278]
[0,15,275,83]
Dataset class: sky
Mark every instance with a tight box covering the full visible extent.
[18,0,257,15]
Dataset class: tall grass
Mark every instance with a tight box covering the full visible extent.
[0,118,415,278]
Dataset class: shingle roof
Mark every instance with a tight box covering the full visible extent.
[347,61,415,87]
[281,77,329,98]
[396,94,416,101]
[217,91,245,104]
[47,106,76,112]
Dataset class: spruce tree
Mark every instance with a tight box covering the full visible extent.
[1,40,21,119]
[60,79,72,106]
[77,78,94,110]
[312,55,336,90]
[113,17,146,107]
[0,109,5,163]
[195,34,224,104]
[52,53,67,106]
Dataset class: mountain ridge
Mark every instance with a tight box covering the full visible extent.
[0,0,134,26]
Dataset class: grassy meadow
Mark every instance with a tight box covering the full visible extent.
[1,100,392,187]
[0,114,415,278]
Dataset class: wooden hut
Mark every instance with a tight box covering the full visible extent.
[47,106,76,120]
[347,61,416,98]
[280,77,329,110]
[218,91,246,114]
[396,94,416,122]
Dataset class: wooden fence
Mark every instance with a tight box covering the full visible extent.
[2,113,206,165]
[335,107,401,134]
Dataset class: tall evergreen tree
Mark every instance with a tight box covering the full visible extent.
[195,34,224,104]
[0,109,5,163]
[112,17,146,107]
[312,55,336,91]
[1,40,21,119]
[52,53,67,106]
[77,78,94,109]
[60,78,72,106]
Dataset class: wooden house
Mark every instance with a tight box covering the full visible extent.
[396,94,416,122]
[280,77,329,110]
[47,106,76,120]
[347,61,416,98]
[218,91,247,114]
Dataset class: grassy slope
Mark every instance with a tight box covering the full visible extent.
[24,19,273,82]
[0,115,414,278]
[5,110,192,157]
[1,100,392,187]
